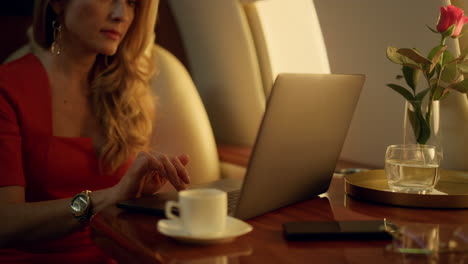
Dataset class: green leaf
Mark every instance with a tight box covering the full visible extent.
[429,78,445,100]
[397,48,432,64]
[428,63,440,79]
[418,116,431,144]
[387,84,415,100]
[402,66,420,92]
[450,79,468,93]
[414,104,431,144]
[386,47,420,68]
[430,78,439,86]
[407,101,431,144]
[441,51,457,82]
[457,62,468,73]
[434,88,446,100]
[427,45,447,73]
[443,24,456,38]
[440,90,451,100]
[433,85,447,100]
[442,50,456,65]
[428,45,446,61]
[415,88,430,101]
[407,106,421,140]
[426,24,439,33]
[387,46,403,64]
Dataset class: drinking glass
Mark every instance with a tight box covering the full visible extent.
[384,144,441,194]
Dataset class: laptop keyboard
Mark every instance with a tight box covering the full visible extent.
[227,189,241,215]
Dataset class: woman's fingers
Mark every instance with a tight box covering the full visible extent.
[160,155,186,191]
[138,151,191,192]
[178,154,190,166]
[171,156,190,184]
[144,152,165,172]
[140,171,166,196]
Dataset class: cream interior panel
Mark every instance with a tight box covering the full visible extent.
[244,0,330,97]
[168,0,266,146]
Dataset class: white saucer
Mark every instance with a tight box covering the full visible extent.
[157,216,253,245]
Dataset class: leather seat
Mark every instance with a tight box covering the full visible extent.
[150,45,221,184]
[151,45,246,188]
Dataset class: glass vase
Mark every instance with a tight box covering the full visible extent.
[403,100,443,161]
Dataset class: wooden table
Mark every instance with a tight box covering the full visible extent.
[216,144,376,171]
[90,172,468,263]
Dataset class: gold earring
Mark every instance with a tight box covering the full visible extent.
[51,20,63,56]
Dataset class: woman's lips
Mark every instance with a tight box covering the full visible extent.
[101,30,121,40]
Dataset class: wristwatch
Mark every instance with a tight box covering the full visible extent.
[70,190,93,224]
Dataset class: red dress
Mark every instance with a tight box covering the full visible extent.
[0,54,132,263]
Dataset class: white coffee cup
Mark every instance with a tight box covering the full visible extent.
[165,188,227,237]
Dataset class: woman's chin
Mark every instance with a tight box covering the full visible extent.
[98,46,118,56]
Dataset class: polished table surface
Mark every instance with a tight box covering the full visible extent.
[90,173,468,264]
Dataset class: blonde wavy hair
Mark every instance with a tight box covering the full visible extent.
[33,0,159,172]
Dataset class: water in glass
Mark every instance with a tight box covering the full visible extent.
[384,144,440,194]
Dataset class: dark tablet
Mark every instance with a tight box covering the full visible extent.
[116,191,178,217]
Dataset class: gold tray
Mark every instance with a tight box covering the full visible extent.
[344,169,468,208]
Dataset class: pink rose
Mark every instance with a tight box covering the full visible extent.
[436,5,468,37]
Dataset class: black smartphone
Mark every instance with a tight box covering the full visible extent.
[283,220,393,241]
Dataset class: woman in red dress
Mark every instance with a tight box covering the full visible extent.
[0,0,189,262]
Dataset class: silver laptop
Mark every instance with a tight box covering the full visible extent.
[118,73,365,220]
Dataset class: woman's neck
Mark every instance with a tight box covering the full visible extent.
[37,45,97,95]
[54,49,95,84]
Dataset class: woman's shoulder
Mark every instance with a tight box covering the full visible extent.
[0,53,48,97]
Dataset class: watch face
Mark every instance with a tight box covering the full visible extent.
[71,194,88,214]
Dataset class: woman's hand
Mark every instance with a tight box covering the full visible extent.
[112,151,190,202]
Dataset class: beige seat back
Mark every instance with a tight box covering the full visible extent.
[150,45,221,184]
[169,0,265,146]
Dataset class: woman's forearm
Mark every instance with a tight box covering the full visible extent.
[0,187,117,248]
